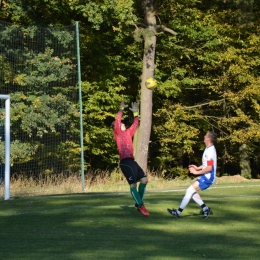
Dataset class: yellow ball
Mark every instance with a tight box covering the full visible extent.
[145,77,157,90]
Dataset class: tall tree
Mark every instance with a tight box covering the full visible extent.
[152,0,260,178]
[67,0,177,171]
[134,0,176,171]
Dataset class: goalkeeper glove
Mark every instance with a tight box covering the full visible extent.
[129,101,139,117]
[119,101,128,111]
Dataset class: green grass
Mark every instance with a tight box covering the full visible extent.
[1,182,260,260]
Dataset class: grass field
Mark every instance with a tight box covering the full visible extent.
[1,182,260,260]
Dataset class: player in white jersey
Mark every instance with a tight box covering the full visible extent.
[167,131,218,219]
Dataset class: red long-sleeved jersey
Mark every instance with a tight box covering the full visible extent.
[113,110,139,161]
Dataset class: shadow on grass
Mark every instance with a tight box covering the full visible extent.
[0,186,260,260]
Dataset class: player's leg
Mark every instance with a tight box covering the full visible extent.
[167,184,196,217]
[191,181,207,210]
[192,178,212,218]
[130,183,143,207]
[120,159,143,208]
[138,179,147,202]
[178,184,197,214]
[168,178,212,218]
[120,159,142,206]
[132,161,150,216]
[136,162,148,202]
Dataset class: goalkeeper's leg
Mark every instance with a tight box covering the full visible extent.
[138,175,148,201]
[130,184,143,207]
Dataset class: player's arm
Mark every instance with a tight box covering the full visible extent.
[129,101,139,118]
[189,159,214,175]
[113,111,122,135]
[189,165,212,175]
[188,164,202,171]
[128,101,139,135]
[113,101,128,135]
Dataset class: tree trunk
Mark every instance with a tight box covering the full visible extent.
[135,1,156,172]
[239,143,252,179]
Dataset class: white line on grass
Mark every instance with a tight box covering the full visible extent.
[158,184,260,193]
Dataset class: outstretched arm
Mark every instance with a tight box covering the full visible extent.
[113,110,123,135]
[129,101,139,117]
[128,101,139,136]
[113,101,128,135]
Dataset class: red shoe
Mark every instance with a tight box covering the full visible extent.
[138,205,150,216]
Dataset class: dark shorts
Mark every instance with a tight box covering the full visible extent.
[120,158,147,185]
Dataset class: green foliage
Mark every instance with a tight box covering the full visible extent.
[153,103,202,170]
[151,0,260,176]
[82,80,127,167]
[69,0,137,30]
[11,92,77,138]
[160,166,190,180]
[12,48,74,87]
[0,139,38,165]
[1,0,260,176]
[0,20,80,174]
[0,0,75,26]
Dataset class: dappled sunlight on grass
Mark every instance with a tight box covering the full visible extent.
[1,184,260,259]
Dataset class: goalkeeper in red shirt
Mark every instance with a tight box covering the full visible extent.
[112,101,149,216]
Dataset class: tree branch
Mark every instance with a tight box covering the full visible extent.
[135,22,146,28]
[184,99,225,110]
[155,25,177,35]
[135,23,177,35]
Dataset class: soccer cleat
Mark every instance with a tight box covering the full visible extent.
[167,208,180,218]
[138,205,150,216]
[202,207,212,219]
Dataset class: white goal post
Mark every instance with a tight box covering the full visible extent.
[0,95,10,200]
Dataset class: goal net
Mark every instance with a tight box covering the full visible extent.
[0,21,83,198]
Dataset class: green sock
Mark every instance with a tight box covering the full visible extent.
[130,187,143,207]
[138,183,147,201]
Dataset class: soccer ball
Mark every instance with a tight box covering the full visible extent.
[145,77,157,90]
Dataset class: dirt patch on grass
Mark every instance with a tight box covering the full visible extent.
[216,174,260,183]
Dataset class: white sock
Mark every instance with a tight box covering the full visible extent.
[179,185,196,210]
[192,192,204,206]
